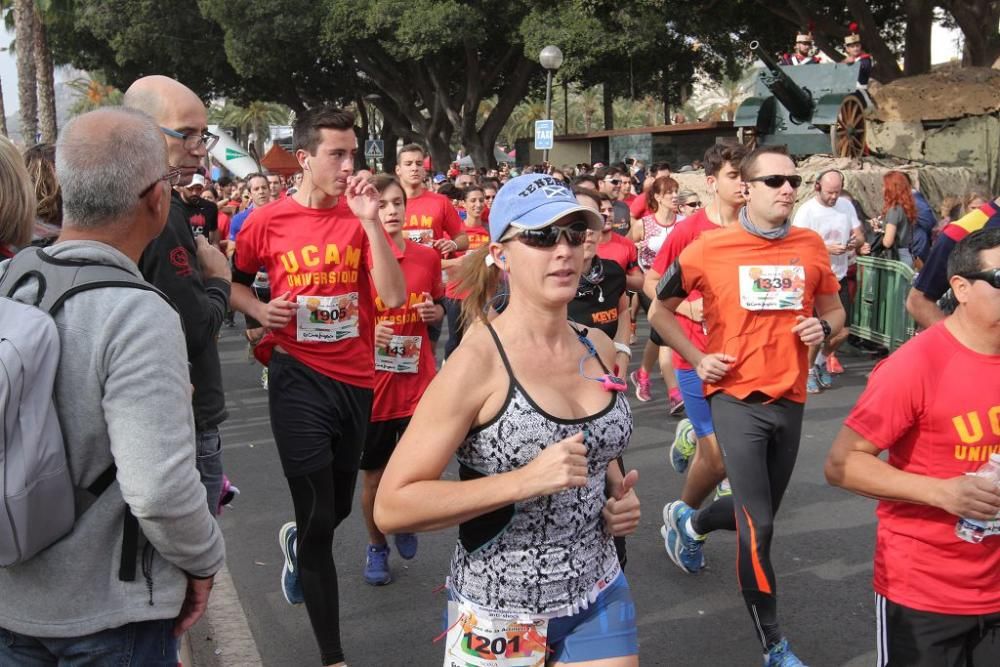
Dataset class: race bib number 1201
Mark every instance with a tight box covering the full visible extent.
[738,265,805,311]
[444,600,548,667]
[296,293,360,342]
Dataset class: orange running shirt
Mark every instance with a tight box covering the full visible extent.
[370,240,444,421]
[402,190,464,246]
[233,196,376,388]
[676,225,839,403]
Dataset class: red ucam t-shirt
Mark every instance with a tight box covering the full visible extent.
[402,189,464,247]
[444,225,491,299]
[652,209,717,371]
[844,322,1000,615]
[233,196,376,388]
[595,233,640,275]
[369,240,444,421]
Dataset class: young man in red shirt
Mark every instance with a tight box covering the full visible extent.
[230,107,405,667]
[644,142,748,526]
[394,144,468,255]
[826,228,1000,667]
[360,176,445,586]
[652,146,844,666]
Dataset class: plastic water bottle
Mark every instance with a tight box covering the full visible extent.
[955,453,1000,544]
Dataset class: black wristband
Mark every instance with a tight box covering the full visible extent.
[820,319,832,339]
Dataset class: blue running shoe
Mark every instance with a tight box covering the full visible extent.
[364,543,392,586]
[669,418,696,474]
[814,363,832,389]
[806,371,821,394]
[661,501,706,574]
[278,522,304,605]
[764,638,807,666]
[394,532,418,560]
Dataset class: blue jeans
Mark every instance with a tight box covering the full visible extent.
[196,428,224,517]
[0,619,177,666]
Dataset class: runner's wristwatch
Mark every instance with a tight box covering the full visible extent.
[819,319,832,339]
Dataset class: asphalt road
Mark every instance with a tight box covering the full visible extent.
[206,321,882,667]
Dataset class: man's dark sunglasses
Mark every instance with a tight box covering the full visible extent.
[605,179,621,185]
[959,268,1000,289]
[514,221,590,248]
[747,175,803,189]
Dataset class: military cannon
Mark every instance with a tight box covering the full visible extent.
[734,41,868,158]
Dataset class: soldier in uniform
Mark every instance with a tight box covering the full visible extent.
[842,22,874,107]
[780,30,820,66]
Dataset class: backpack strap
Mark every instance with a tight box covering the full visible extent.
[3,248,173,582]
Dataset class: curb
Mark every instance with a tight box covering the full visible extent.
[185,563,263,666]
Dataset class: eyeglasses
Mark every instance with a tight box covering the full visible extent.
[604,179,621,185]
[681,201,701,208]
[746,174,803,189]
[138,168,184,199]
[959,268,1000,289]
[484,195,496,201]
[160,126,219,152]
[512,221,590,248]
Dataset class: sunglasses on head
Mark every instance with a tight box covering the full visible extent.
[513,220,590,248]
[746,174,803,189]
[959,268,1000,289]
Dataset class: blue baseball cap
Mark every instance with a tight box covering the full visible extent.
[488,174,603,242]
[432,173,447,184]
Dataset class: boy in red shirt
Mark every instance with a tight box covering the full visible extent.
[827,228,1000,666]
[360,175,445,586]
[394,143,468,255]
[230,107,405,667]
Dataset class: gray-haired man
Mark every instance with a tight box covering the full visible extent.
[0,107,224,664]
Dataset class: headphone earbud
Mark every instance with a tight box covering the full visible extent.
[304,158,311,171]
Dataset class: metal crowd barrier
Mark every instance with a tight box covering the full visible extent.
[849,256,917,352]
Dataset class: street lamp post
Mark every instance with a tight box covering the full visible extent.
[539,45,563,165]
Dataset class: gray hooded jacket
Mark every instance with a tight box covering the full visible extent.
[0,240,225,637]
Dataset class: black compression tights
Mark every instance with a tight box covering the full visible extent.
[287,465,358,665]
[690,393,803,651]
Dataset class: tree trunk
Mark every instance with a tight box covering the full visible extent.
[14,0,38,145]
[602,84,614,130]
[0,76,7,137]
[34,8,57,143]
[427,134,452,175]
[902,0,933,76]
[381,122,399,173]
[465,137,493,170]
[941,0,1000,67]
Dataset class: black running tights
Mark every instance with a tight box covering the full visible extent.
[287,465,358,665]
[690,392,804,651]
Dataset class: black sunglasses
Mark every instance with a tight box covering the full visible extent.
[959,268,1000,289]
[746,174,802,189]
[682,201,701,208]
[514,221,590,248]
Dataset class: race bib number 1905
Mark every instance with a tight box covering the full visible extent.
[738,265,805,311]
[296,293,360,342]
[444,600,548,667]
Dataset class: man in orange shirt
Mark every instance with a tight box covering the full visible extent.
[650,146,844,666]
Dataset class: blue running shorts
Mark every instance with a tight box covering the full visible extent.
[547,575,638,663]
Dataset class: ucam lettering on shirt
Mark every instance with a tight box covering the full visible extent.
[408,214,436,229]
[374,291,429,326]
[278,243,362,288]
[953,404,1000,462]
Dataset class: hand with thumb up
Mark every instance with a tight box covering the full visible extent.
[603,469,640,537]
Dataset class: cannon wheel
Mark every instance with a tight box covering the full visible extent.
[737,126,759,151]
[830,96,866,158]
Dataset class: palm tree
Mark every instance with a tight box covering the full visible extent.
[575,86,601,133]
[211,101,291,150]
[65,74,122,115]
[502,98,546,146]
[697,74,753,122]
[0,46,8,136]
[33,2,56,142]
[13,0,37,144]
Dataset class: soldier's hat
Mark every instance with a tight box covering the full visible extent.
[844,22,862,46]
[795,31,813,44]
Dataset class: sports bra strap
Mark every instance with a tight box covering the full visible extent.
[484,323,517,382]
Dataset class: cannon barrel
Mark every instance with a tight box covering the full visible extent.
[749,40,815,124]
